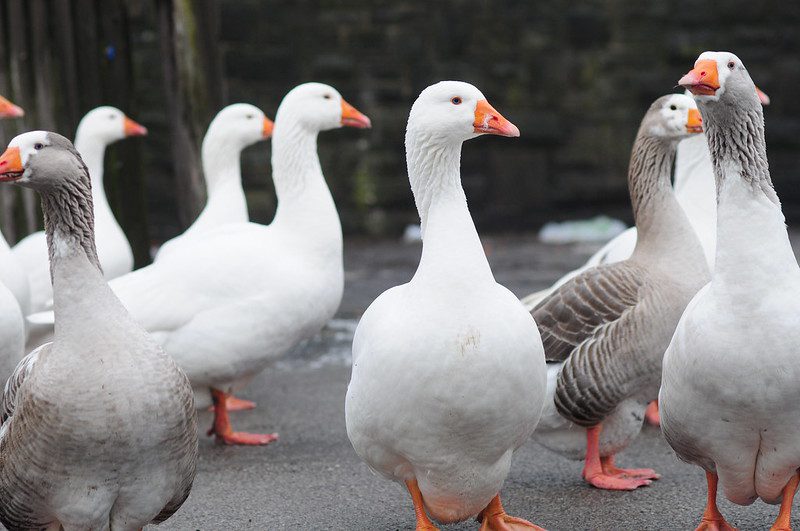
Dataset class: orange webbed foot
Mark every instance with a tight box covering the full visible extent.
[478,495,545,531]
[215,431,279,446]
[208,388,277,446]
[582,427,654,490]
[584,472,652,491]
[601,456,660,480]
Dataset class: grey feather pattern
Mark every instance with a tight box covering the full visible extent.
[533,262,659,426]
[533,263,644,363]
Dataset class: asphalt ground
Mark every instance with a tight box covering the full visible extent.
[155,232,800,531]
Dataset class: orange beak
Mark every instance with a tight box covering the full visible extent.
[0,146,24,182]
[341,99,371,129]
[0,95,24,118]
[473,99,520,137]
[262,117,274,138]
[686,108,703,133]
[679,59,720,97]
[123,116,148,137]
[755,86,770,106]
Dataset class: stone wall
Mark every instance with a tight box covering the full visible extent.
[214,0,800,236]
[3,1,797,249]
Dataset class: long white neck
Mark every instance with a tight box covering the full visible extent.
[270,115,342,260]
[185,132,249,236]
[674,134,717,268]
[74,132,116,228]
[406,129,493,285]
[705,104,799,287]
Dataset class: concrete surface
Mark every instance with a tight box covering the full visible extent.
[158,232,800,531]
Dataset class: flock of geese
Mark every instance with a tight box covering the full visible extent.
[0,50,796,530]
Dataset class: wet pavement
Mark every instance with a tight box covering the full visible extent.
[158,231,800,531]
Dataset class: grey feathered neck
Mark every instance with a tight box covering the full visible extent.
[627,132,676,225]
[702,102,778,204]
[39,149,102,276]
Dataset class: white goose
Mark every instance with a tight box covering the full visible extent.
[661,51,800,531]
[0,95,25,386]
[12,106,146,312]
[521,89,770,311]
[0,131,197,531]
[345,81,547,530]
[108,83,370,445]
[531,94,709,490]
[154,103,273,260]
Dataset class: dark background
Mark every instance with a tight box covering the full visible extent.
[0,0,797,266]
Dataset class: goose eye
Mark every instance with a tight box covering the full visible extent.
[670,105,677,110]
[246,114,254,119]
[451,97,462,105]
[34,143,43,150]
[323,94,332,100]
[728,61,735,69]
[109,115,116,120]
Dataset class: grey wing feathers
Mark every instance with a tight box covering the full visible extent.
[0,344,48,427]
[532,263,644,363]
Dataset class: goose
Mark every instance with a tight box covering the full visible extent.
[12,106,147,313]
[661,51,800,531]
[531,93,710,490]
[154,103,273,260]
[0,95,25,388]
[345,81,547,530]
[106,83,369,445]
[520,89,770,312]
[0,131,197,530]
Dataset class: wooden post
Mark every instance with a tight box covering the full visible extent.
[156,0,226,230]
[7,0,38,236]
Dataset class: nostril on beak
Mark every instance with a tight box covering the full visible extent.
[700,71,706,77]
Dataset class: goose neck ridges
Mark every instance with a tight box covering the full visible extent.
[627,133,676,228]
[705,104,797,282]
[40,178,100,277]
[705,106,776,203]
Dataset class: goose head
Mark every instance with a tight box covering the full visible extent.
[0,131,86,191]
[75,106,147,147]
[407,81,519,144]
[640,94,703,141]
[0,95,24,118]
[678,52,769,110]
[275,82,371,133]
[204,103,273,151]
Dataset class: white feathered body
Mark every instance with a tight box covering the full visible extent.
[346,278,546,523]
[110,219,343,408]
[661,179,800,505]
